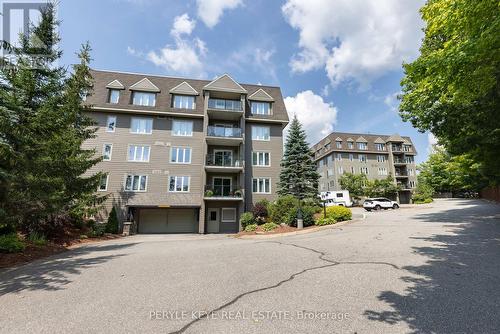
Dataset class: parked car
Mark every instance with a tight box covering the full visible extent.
[320,190,353,207]
[363,198,399,211]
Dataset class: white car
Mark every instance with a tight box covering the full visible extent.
[363,198,399,211]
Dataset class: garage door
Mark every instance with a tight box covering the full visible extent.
[138,208,198,233]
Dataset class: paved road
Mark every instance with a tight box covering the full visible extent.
[1,199,500,333]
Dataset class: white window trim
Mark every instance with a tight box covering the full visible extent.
[252,177,271,194]
[124,174,148,192]
[130,117,153,135]
[221,208,237,222]
[170,146,192,164]
[172,94,196,110]
[98,174,109,192]
[169,176,191,192]
[252,151,271,167]
[106,115,116,133]
[108,89,120,104]
[127,144,151,163]
[132,91,156,107]
[251,125,270,141]
[172,119,194,137]
[251,101,271,115]
[102,143,113,161]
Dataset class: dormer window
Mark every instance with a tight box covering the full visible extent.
[251,101,271,115]
[108,89,120,104]
[173,94,195,109]
[336,141,342,149]
[132,91,156,107]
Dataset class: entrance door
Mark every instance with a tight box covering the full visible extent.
[214,150,233,167]
[213,177,231,196]
[207,208,219,233]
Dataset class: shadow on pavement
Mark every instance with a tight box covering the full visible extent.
[0,242,137,296]
[364,199,500,333]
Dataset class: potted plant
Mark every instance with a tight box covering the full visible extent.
[234,189,243,197]
[205,190,214,197]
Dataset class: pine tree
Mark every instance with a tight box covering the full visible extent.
[0,4,103,234]
[278,116,320,200]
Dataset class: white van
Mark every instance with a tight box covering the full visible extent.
[320,190,353,207]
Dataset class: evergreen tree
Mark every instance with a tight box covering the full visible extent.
[0,4,103,234]
[278,116,319,200]
[106,207,119,234]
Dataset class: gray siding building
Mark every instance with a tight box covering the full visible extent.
[84,69,288,233]
[313,132,418,203]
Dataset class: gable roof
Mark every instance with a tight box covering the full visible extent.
[374,137,386,144]
[356,136,367,142]
[386,134,405,142]
[248,88,274,101]
[129,78,160,92]
[169,81,199,95]
[106,79,125,90]
[204,74,247,93]
[346,137,354,142]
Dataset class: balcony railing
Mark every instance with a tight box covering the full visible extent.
[207,126,242,138]
[204,185,243,198]
[392,146,403,152]
[394,158,406,164]
[395,171,408,177]
[208,99,242,111]
[397,182,409,189]
[206,154,243,167]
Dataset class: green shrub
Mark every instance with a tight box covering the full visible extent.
[0,223,16,236]
[88,223,106,237]
[326,206,352,222]
[239,212,255,229]
[0,234,26,253]
[28,232,47,246]
[261,222,278,232]
[244,224,258,232]
[315,217,337,226]
[414,198,433,204]
[105,207,120,234]
[269,195,320,227]
[251,200,269,224]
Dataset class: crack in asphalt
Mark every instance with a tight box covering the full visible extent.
[168,240,399,334]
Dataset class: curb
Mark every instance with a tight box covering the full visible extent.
[234,215,366,240]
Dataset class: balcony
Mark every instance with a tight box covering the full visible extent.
[395,171,408,177]
[393,158,407,164]
[397,182,410,189]
[205,154,244,173]
[206,126,243,146]
[204,185,244,200]
[207,98,243,120]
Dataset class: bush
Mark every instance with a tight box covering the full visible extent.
[106,207,120,234]
[414,198,433,204]
[326,206,352,222]
[0,223,16,236]
[315,217,337,226]
[251,200,269,224]
[244,224,257,232]
[0,234,26,253]
[28,232,47,246]
[87,221,106,237]
[269,195,320,227]
[239,212,255,229]
[261,222,278,232]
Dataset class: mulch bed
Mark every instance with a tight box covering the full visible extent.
[237,224,317,236]
[0,234,124,270]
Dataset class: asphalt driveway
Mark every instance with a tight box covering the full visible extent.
[1,199,499,333]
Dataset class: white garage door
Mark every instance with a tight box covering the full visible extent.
[138,208,198,233]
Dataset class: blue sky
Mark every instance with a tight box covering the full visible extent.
[57,0,431,163]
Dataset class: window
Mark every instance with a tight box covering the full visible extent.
[360,167,369,175]
[172,120,193,136]
[403,145,412,152]
[336,193,344,198]
[132,91,156,107]
[130,117,153,134]
[128,145,150,162]
[106,116,117,132]
[325,143,331,150]
[377,155,386,163]
[125,174,147,192]
[169,176,190,192]
[252,151,270,166]
[251,102,271,115]
[336,153,342,161]
[108,89,120,104]
[252,178,271,193]
[357,142,367,150]
[319,159,324,168]
[173,95,195,109]
[338,166,344,174]
[359,154,367,162]
[409,181,416,188]
[336,141,342,149]
[327,155,333,165]
[409,168,415,176]
[98,174,108,191]
[378,167,388,175]
[375,143,386,151]
[171,147,191,164]
[347,141,353,149]
[329,180,335,188]
[349,154,354,161]
[103,144,113,161]
[221,208,236,222]
[350,166,355,174]
[327,169,334,177]
[252,126,270,141]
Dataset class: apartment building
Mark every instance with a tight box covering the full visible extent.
[83,69,288,234]
[313,132,417,203]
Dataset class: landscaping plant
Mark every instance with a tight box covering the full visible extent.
[239,212,255,229]
[315,217,337,226]
[0,234,26,253]
[261,222,278,232]
[251,200,269,224]
[106,207,120,234]
[244,224,258,232]
[326,206,352,222]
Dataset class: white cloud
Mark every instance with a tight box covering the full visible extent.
[144,13,206,78]
[228,46,277,82]
[197,0,243,28]
[171,13,196,37]
[284,90,337,145]
[427,132,438,153]
[384,91,401,112]
[282,0,424,87]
